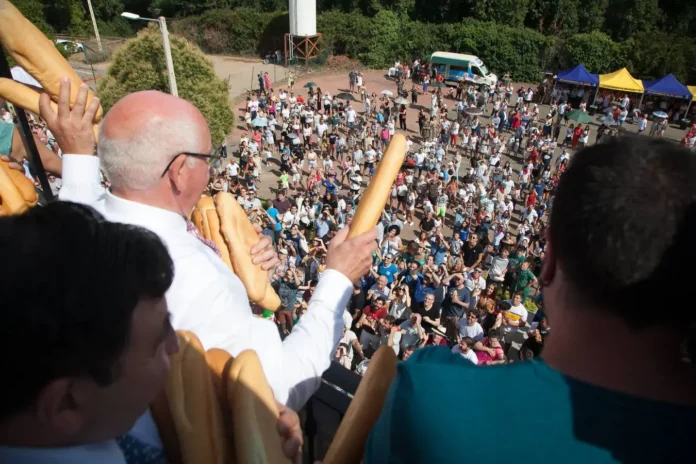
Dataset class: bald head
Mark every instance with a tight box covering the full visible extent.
[98,91,212,190]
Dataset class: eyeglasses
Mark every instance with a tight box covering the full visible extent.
[160,148,221,177]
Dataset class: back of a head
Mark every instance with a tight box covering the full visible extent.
[0,202,174,422]
[550,136,696,328]
[98,91,209,191]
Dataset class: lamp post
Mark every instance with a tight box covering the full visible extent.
[86,0,103,52]
[121,12,178,97]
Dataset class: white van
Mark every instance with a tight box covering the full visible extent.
[429,52,498,87]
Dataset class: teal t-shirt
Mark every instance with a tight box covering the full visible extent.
[366,347,696,463]
[0,121,14,156]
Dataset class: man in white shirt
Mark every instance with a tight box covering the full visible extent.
[226,160,239,179]
[451,336,478,364]
[465,268,486,293]
[457,312,484,342]
[43,83,377,443]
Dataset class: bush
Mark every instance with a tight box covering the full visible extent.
[98,28,234,145]
[172,7,696,84]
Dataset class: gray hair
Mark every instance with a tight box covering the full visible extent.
[98,114,204,190]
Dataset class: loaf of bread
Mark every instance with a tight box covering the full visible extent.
[226,351,289,463]
[0,0,103,121]
[0,159,29,214]
[348,133,407,238]
[0,77,56,116]
[192,193,280,311]
[0,159,37,206]
[193,195,232,268]
[153,331,229,464]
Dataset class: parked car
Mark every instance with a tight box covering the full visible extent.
[55,39,84,54]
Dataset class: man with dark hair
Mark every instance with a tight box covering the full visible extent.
[0,202,178,461]
[367,137,696,462]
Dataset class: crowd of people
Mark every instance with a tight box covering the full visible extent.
[202,70,613,371]
[2,58,696,463]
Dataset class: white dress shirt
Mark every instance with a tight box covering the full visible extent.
[0,441,125,464]
[59,155,352,428]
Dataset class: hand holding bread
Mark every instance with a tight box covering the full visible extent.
[192,193,282,311]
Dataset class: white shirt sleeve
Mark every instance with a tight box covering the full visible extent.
[184,269,352,411]
[58,155,106,207]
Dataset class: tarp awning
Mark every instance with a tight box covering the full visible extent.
[642,74,692,100]
[688,86,696,102]
[598,68,644,93]
[556,64,599,87]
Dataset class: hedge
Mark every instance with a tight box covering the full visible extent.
[172,8,695,84]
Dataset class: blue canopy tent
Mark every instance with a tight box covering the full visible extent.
[556,64,599,87]
[642,74,692,99]
[640,73,693,117]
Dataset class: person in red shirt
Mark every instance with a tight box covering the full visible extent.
[526,189,537,208]
[356,297,388,352]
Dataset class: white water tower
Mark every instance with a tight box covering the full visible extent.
[289,0,316,37]
[285,0,321,67]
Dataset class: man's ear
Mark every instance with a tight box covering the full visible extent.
[35,378,84,436]
[541,228,556,286]
[166,155,188,194]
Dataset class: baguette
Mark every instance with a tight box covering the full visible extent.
[348,133,406,238]
[0,159,28,214]
[214,192,281,310]
[164,331,228,464]
[226,351,289,464]
[0,159,37,206]
[0,0,103,121]
[0,77,56,116]
[194,195,215,240]
[322,345,398,464]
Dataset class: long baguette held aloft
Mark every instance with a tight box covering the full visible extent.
[0,0,103,121]
[0,77,56,115]
[348,133,406,238]
[214,192,281,311]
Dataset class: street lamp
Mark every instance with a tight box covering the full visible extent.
[120,11,178,97]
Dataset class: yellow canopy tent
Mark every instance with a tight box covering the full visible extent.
[688,86,696,102]
[599,68,644,93]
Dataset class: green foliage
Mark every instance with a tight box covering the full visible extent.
[174,8,287,55]
[13,0,53,35]
[95,17,137,37]
[561,31,622,74]
[97,29,234,145]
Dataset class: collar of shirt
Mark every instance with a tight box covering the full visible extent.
[0,441,125,464]
[104,191,186,237]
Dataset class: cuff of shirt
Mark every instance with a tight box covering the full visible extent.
[61,154,101,185]
[313,268,353,302]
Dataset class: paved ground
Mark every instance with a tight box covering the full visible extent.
[207,55,289,100]
[223,69,689,243]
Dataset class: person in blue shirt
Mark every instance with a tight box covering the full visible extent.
[377,253,399,284]
[533,179,545,198]
[429,232,449,266]
[265,204,282,242]
[398,261,425,306]
[366,137,696,463]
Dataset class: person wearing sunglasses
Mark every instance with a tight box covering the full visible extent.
[43,82,378,457]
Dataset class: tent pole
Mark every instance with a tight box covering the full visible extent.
[686,101,693,120]
[637,94,644,112]
[593,86,599,105]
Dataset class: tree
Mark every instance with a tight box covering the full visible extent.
[98,28,234,145]
[604,0,661,41]
[561,31,621,74]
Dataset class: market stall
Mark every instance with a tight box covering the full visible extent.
[641,74,693,123]
[596,68,644,114]
[554,64,599,110]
